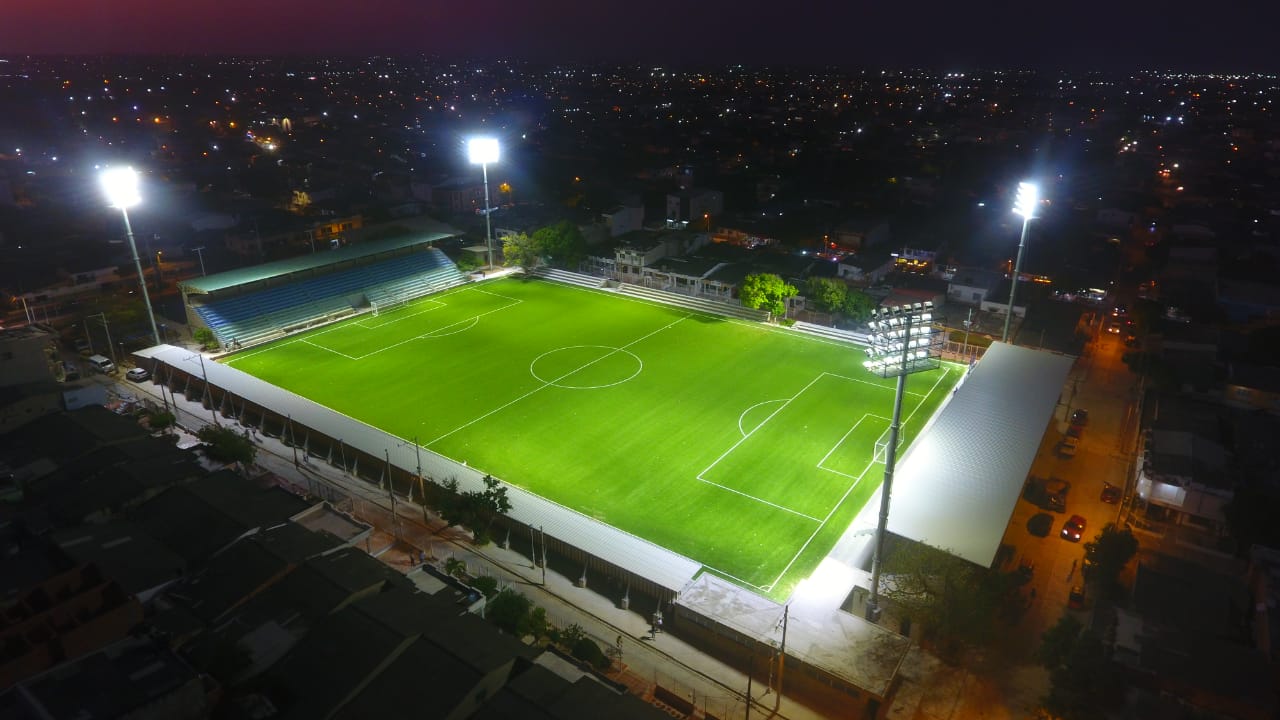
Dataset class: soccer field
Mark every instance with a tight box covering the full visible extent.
[226,278,961,598]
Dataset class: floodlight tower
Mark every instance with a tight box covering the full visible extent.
[467,137,500,269]
[101,167,161,347]
[863,302,942,623]
[1001,181,1039,343]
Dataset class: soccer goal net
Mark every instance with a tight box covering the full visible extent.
[371,295,407,317]
[872,421,908,465]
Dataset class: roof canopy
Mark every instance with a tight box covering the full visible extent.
[181,227,459,295]
[887,343,1074,567]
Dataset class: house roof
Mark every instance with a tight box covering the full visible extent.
[887,343,1075,567]
[51,521,186,598]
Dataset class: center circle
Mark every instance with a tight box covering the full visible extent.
[530,345,643,389]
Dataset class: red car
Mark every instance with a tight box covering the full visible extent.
[1061,515,1087,542]
[1101,483,1121,504]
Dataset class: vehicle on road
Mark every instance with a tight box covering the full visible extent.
[1101,482,1121,504]
[1025,477,1069,512]
[1068,585,1086,609]
[87,354,116,374]
[1070,409,1089,426]
[126,367,151,382]
[1061,515,1087,542]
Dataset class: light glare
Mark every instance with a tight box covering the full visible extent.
[101,166,141,209]
[467,137,499,165]
[1013,181,1039,219]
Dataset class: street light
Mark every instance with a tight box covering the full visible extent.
[467,137,499,269]
[101,167,161,347]
[1001,181,1039,343]
[862,302,942,623]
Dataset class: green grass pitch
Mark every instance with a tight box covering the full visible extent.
[225,278,962,599]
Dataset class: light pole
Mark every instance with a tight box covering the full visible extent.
[101,167,161,347]
[192,246,207,276]
[1001,181,1039,343]
[863,302,941,623]
[88,312,117,367]
[467,137,499,269]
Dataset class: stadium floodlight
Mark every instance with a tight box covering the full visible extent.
[467,137,500,269]
[1002,181,1039,343]
[863,301,942,623]
[101,167,161,346]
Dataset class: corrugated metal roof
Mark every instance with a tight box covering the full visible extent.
[887,343,1074,567]
[139,345,701,591]
[179,226,460,295]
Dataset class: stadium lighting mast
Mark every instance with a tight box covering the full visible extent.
[467,137,500,269]
[101,167,162,347]
[863,302,941,623]
[1001,181,1039,343]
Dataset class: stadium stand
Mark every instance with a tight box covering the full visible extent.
[616,282,769,322]
[789,320,871,345]
[528,267,609,290]
[183,235,466,348]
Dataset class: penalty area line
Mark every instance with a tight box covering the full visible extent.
[693,476,822,523]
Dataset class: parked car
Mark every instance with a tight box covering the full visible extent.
[125,367,151,382]
[1061,515,1087,542]
[1068,585,1086,609]
[1101,482,1121,504]
[1057,436,1079,458]
[1070,409,1089,426]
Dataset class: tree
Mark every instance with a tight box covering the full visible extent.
[804,277,849,314]
[444,556,467,579]
[471,574,499,599]
[881,541,1017,659]
[196,425,257,465]
[435,475,512,545]
[533,221,586,270]
[1044,629,1123,720]
[841,289,876,322]
[1082,523,1138,598]
[502,232,540,270]
[486,588,533,635]
[1036,615,1084,669]
[193,327,217,350]
[740,273,798,319]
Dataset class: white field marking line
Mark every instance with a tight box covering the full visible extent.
[299,339,359,360]
[823,371,926,398]
[737,399,786,438]
[698,564,773,593]
[355,298,447,329]
[420,316,479,339]
[815,413,891,472]
[697,371,830,480]
[695,477,822,523]
[765,364,957,591]
[348,295,523,361]
[424,313,692,447]
[225,281,488,361]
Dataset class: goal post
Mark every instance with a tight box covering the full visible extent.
[872,420,908,465]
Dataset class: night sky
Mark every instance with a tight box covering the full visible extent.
[1,0,1277,71]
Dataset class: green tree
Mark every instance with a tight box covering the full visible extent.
[196,425,257,465]
[533,220,587,269]
[841,289,876,322]
[436,475,513,545]
[193,327,217,350]
[472,574,499,599]
[1082,523,1138,598]
[487,588,533,635]
[740,273,798,319]
[444,556,467,579]
[502,232,540,270]
[804,277,849,314]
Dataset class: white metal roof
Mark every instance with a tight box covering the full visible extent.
[139,345,701,591]
[886,343,1074,567]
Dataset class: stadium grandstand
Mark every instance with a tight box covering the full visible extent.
[180,232,466,349]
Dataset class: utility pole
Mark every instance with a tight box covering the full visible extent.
[288,414,299,467]
[192,246,207,276]
[540,525,547,585]
[385,449,400,541]
[88,313,117,367]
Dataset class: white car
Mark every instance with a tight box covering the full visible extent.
[125,367,151,382]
